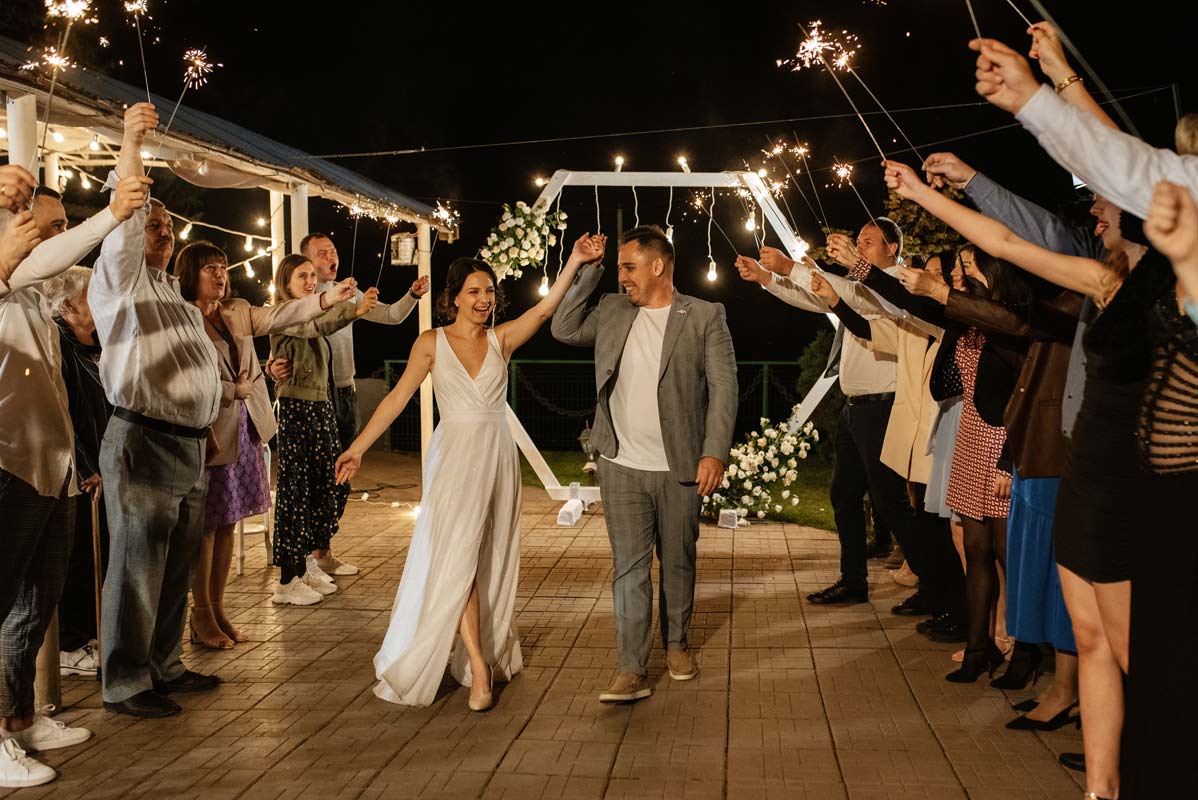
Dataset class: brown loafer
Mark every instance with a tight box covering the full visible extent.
[666,648,698,681]
[598,671,651,703]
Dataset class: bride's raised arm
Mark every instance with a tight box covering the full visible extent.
[883,159,1117,303]
[494,233,606,359]
[335,331,436,484]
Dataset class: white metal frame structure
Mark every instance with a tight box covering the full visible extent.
[516,169,841,519]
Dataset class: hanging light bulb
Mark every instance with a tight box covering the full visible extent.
[51,129,65,144]
[614,155,625,172]
[744,217,757,232]
[245,264,255,278]
[677,156,690,173]
[80,175,91,190]
[413,504,421,518]
[179,222,192,240]
[665,225,674,243]
[756,168,767,178]
[538,275,549,297]
[256,217,266,228]
[244,235,253,252]
[706,260,718,282]
[88,135,100,151]
[534,176,546,187]
[257,248,267,257]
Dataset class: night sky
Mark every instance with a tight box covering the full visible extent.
[3,0,1192,373]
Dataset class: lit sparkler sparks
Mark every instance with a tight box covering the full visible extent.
[778,20,860,73]
[832,162,854,186]
[433,201,460,228]
[45,0,92,20]
[182,48,218,89]
[123,0,147,14]
[21,46,74,71]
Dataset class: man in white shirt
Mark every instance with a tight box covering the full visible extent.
[0,164,148,787]
[88,103,225,719]
[737,221,907,605]
[553,225,738,703]
[267,231,428,577]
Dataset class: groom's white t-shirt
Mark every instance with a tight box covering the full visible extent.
[609,304,672,472]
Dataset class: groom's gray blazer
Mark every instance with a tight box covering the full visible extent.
[551,263,738,483]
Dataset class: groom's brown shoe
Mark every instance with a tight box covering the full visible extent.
[598,672,651,703]
[666,648,698,681]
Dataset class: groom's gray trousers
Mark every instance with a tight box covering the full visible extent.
[598,458,702,676]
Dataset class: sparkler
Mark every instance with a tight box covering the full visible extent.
[374,216,397,286]
[27,1,93,199]
[832,160,875,223]
[964,0,983,40]
[790,21,888,162]
[124,1,152,104]
[793,139,829,229]
[762,137,818,230]
[160,49,220,141]
[1003,0,1033,27]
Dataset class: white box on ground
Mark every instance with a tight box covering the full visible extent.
[718,509,743,529]
[557,498,585,526]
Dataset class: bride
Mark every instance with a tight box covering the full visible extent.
[335,234,605,710]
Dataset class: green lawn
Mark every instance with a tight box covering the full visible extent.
[522,452,836,531]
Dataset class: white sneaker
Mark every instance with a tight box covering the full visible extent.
[302,570,337,596]
[0,739,55,787]
[6,708,91,751]
[314,554,359,576]
[305,556,336,585]
[271,577,323,606]
[60,641,99,676]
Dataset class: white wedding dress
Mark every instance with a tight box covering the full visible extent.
[373,328,524,706]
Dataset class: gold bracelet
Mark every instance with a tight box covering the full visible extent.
[1055,74,1083,94]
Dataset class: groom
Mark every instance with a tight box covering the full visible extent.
[553,225,737,703]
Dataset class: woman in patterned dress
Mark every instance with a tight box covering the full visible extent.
[267,254,378,606]
[176,243,358,644]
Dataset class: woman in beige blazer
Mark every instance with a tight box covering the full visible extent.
[174,241,357,648]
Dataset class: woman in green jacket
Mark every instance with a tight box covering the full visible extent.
[269,254,378,605]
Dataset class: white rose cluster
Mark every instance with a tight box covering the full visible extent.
[478,202,567,282]
[701,405,819,525]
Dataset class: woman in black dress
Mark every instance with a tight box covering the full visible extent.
[884,159,1197,800]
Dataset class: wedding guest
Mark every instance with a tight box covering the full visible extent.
[735,230,900,605]
[269,254,377,605]
[41,265,109,675]
[264,232,429,581]
[800,246,968,635]
[174,242,356,646]
[0,167,148,787]
[90,103,225,719]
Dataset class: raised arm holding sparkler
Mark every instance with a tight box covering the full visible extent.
[882,159,1118,304]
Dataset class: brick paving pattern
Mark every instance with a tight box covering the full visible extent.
[7,453,1085,799]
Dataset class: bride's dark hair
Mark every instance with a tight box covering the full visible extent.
[436,257,505,324]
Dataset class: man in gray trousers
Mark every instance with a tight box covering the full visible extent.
[90,103,224,718]
[552,225,737,703]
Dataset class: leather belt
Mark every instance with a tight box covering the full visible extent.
[114,407,207,439]
[846,392,896,407]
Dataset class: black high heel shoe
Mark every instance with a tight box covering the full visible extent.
[945,642,1004,683]
[1006,701,1079,731]
[990,642,1044,690]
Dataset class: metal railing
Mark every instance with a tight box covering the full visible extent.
[380,359,805,451]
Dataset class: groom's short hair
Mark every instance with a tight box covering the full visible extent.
[620,225,674,267]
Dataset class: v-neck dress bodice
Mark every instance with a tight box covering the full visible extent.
[373,326,523,706]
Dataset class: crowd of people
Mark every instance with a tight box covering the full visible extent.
[0,20,1196,800]
[734,25,1198,800]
